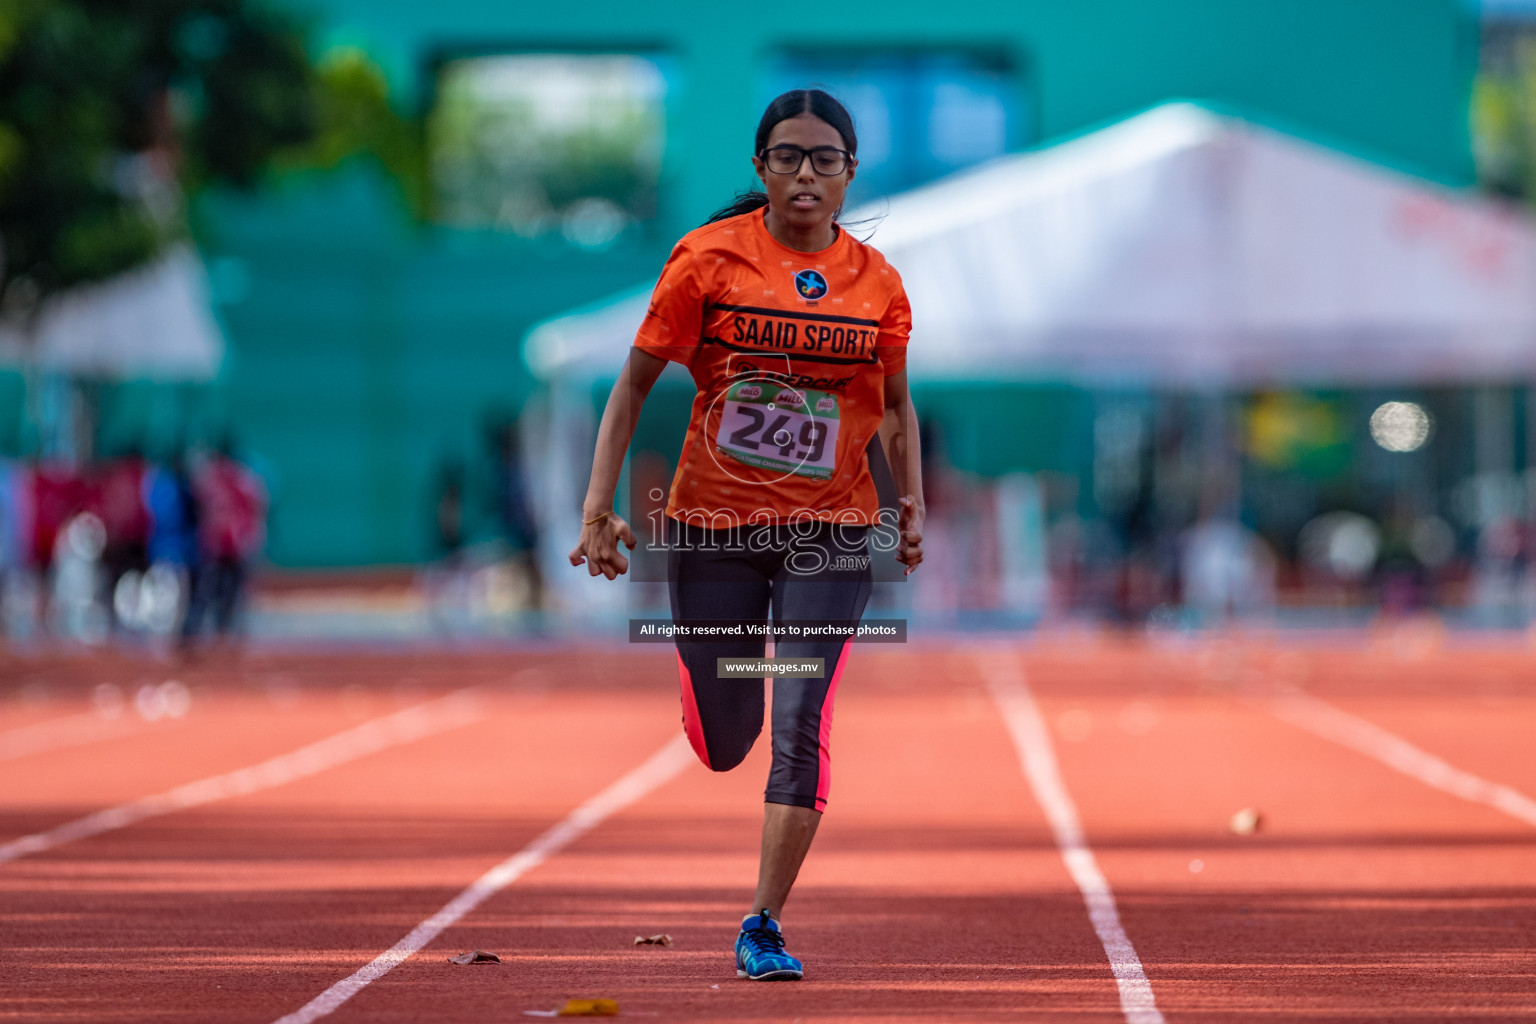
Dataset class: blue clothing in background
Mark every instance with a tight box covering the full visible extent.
[145,466,199,567]
[0,459,22,571]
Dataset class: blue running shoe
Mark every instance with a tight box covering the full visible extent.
[734,908,803,981]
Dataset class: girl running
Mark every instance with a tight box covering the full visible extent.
[569,88,924,981]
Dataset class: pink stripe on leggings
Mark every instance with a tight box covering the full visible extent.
[814,640,854,811]
[676,651,712,769]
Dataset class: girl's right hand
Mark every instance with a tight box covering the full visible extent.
[568,513,638,580]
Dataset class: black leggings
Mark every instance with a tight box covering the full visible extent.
[667,518,873,810]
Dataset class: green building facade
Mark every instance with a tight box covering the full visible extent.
[186,0,1475,566]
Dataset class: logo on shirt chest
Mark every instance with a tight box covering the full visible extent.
[793,270,828,300]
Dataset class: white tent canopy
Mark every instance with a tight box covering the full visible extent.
[525,102,1536,387]
[0,245,224,380]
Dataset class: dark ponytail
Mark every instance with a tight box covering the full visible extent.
[705,88,858,225]
[706,189,774,224]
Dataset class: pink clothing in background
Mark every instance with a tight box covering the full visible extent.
[197,458,268,561]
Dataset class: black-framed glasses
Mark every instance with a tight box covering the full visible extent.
[759,145,852,176]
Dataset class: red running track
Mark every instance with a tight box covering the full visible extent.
[3,637,1536,1022]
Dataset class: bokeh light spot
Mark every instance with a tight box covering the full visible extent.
[1369,401,1431,452]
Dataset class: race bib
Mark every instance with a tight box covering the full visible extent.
[715,381,840,480]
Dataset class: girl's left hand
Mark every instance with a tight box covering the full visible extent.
[896,495,924,575]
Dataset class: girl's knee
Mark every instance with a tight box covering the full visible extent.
[685,721,758,772]
[706,727,759,771]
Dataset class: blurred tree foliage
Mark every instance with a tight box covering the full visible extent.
[1473,32,1536,199]
[0,0,312,310]
[286,45,422,213]
[428,56,663,240]
[0,0,418,316]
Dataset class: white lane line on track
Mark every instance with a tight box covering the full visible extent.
[1265,685,1536,828]
[0,690,483,864]
[0,712,140,763]
[270,733,694,1024]
[982,654,1165,1024]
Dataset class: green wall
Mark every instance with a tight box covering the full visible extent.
[198,0,1477,566]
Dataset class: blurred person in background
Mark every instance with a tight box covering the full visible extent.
[0,452,30,636]
[488,415,542,610]
[94,445,152,630]
[182,437,267,645]
[1375,502,1430,615]
[30,459,83,587]
[1112,476,1165,624]
[435,458,467,563]
[1178,484,1276,624]
[29,459,87,636]
[146,449,201,635]
[423,456,468,631]
[1471,513,1529,621]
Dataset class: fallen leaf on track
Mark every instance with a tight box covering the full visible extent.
[1229,807,1263,835]
[556,998,620,1016]
[632,934,672,946]
[524,1004,636,1020]
[447,950,501,965]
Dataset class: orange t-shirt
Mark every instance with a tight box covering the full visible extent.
[634,208,911,527]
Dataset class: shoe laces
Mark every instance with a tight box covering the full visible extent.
[742,916,787,957]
